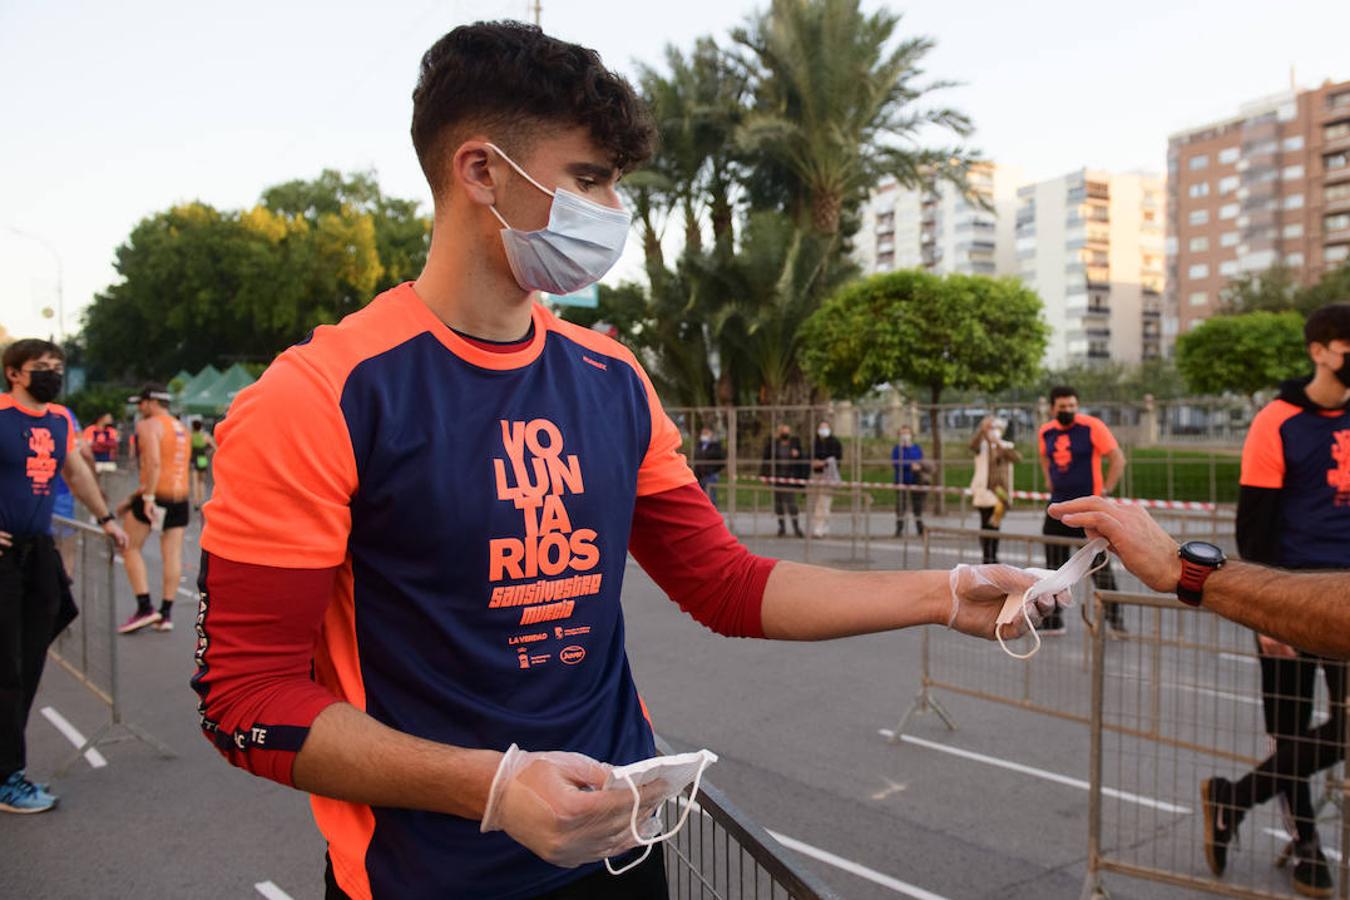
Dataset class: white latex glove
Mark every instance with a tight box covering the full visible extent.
[480,744,667,868]
[947,563,1068,639]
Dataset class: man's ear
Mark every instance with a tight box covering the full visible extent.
[451,141,499,208]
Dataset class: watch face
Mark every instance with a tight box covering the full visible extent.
[1182,541,1224,564]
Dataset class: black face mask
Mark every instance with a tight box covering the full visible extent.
[26,369,63,404]
[1055,410,1075,427]
[1335,354,1350,389]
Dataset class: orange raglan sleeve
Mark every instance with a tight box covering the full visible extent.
[1239,402,1292,490]
[631,362,697,497]
[203,351,357,567]
[1088,417,1119,455]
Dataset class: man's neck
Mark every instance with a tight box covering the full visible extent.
[9,387,47,414]
[1304,371,1350,410]
[413,213,536,342]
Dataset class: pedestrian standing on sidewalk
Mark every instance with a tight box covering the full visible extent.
[808,420,843,538]
[1037,386,1125,633]
[761,423,805,537]
[891,425,925,537]
[692,426,725,509]
[1,339,126,814]
[969,416,1020,564]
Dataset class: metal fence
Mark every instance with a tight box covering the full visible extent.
[1084,591,1350,900]
[653,737,840,899]
[46,516,175,775]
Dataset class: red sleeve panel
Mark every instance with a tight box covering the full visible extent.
[191,551,343,786]
[628,482,776,638]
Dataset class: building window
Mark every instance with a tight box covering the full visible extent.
[1219,260,1239,276]
[1189,209,1209,225]
[1326,122,1350,142]
[1188,263,1209,279]
[1218,146,1240,165]
[1188,291,1208,307]
[1188,236,1209,252]
[1327,213,1350,232]
[1327,182,1350,203]
[1282,164,1305,181]
[1220,231,1240,247]
[1331,92,1350,110]
[1282,135,1305,152]
[1328,153,1349,171]
[1164,236,1178,255]
[1218,175,1240,194]
[1188,154,1209,171]
[1285,253,1304,267]
[1283,194,1304,210]
[1327,244,1350,263]
[1188,182,1210,198]
[1219,202,1240,219]
[1190,317,1207,330]
[1283,223,1304,239]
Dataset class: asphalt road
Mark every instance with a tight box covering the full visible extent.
[3,505,1326,900]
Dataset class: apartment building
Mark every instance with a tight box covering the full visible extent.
[1166,79,1350,340]
[1015,169,1167,367]
[855,162,1021,278]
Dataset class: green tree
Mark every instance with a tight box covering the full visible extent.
[1221,261,1350,317]
[801,269,1047,492]
[1176,311,1308,401]
[734,0,973,235]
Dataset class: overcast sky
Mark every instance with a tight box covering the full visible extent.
[2,0,1348,342]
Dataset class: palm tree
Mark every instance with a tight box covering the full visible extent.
[734,0,973,235]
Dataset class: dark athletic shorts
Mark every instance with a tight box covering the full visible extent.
[129,493,190,530]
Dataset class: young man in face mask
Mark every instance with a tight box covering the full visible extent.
[1,340,127,814]
[1198,302,1350,895]
[761,423,805,537]
[1038,386,1126,633]
[891,426,925,537]
[193,22,1069,899]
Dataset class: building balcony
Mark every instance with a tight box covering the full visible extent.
[1323,131,1350,155]
[1326,227,1350,245]
[1086,265,1111,287]
[1326,192,1350,214]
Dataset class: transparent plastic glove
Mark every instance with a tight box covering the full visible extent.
[991,538,1110,659]
[948,564,1054,634]
[480,743,667,868]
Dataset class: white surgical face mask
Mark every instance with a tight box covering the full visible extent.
[485,142,631,295]
[995,538,1110,659]
[603,749,718,876]
[817,427,831,438]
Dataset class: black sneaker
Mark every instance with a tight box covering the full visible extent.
[1289,840,1334,898]
[1201,777,1243,876]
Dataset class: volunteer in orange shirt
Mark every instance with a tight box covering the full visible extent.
[118,384,191,634]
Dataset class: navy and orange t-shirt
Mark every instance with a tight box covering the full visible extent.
[1239,378,1350,569]
[1038,413,1119,502]
[1,394,77,536]
[196,284,711,899]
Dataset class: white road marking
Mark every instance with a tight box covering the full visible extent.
[1220,652,1258,666]
[767,830,951,900]
[39,706,107,768]
[254,882,295,900]
[1261,828,1343,862]
[1173,683,1262,707]
[177,587,197,600]
[880,730,1190,815]
[871,778,908,801]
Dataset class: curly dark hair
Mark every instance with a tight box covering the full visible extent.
[1305,302,1350,347]
[411,21,654,197]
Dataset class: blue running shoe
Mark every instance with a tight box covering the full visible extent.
[0,770,58,814]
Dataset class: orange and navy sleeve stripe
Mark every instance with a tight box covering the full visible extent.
[1087,416,1118,455]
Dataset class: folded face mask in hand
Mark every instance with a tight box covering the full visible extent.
[602,749,718,876]
[995,537,1110,660]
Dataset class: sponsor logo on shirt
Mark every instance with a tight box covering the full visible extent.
[559,645,586,665]
[1052,433,1073,473]
[26,427,58,495]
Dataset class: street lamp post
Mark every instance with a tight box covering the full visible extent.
[6,226,65,342]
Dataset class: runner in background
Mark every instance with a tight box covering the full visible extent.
[83,413,119,475]
[1038,385,1125,634]
[188,420,216,511]
[118,384,191,634]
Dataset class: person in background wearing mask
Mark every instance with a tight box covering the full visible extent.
[1195,302,1350,896]
[1038,385,1125,634]
[970,416,1021,564]
[691,426,725,509]
[83,413,119,476]
[891,426,925,537]
[191,23,1071,899]
[809,420,844,538]
[1,339,127,814]
[761,423,806,537]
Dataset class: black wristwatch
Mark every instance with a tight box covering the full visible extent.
[97,513,115,525]
[1176,541,1225,606]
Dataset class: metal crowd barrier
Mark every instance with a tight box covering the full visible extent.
[47,516,175,775]
[1084,591,1350,900]
[889,526,1152,735]
[653,737,840,899]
